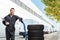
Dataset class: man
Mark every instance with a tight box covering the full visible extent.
[2,8,23,40]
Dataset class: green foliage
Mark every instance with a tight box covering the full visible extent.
[42,0,60,22]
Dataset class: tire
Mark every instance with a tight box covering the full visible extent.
[28,37,44,40]
[28,31,44,37]
[28,25,44,30]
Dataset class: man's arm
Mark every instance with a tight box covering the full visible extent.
[2,16,9,26]
[2,17,6,26]
[16,16,23,23]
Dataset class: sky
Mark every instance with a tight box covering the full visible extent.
[31,0,46,14]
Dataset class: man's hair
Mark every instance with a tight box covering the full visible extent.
[10,8,15,10]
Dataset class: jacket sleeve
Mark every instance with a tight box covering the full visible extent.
[16,16,23,23]
[2,17,7,26]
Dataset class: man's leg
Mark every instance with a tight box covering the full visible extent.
[6,29,11,40]
[10,31,15,40]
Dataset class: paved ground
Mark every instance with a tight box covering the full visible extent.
[0,36,25,40]
[44,32,60,40]
[0,32,60,40]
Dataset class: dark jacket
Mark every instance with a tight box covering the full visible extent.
[2,14,23,32]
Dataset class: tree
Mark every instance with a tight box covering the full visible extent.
[42,0,60,22]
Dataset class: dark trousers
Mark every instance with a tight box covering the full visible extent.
[5,29,15,40]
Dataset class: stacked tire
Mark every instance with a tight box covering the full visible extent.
[28,25,44,40]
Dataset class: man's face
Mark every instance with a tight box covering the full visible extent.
[10,9,15,15]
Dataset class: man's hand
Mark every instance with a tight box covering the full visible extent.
[6,22,9,25]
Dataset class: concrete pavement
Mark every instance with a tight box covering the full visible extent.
[0,35,25,40]
[0,32,60,40]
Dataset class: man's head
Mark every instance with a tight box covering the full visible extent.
[10,8,15,15]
